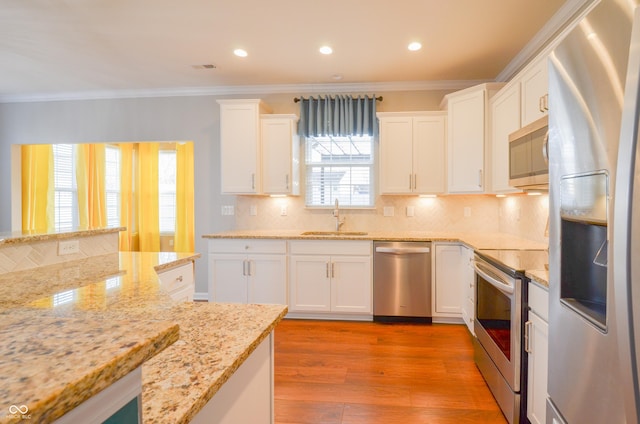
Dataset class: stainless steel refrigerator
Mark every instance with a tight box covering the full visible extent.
[548,0,640,422]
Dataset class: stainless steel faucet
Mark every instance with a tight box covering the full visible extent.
[333,198,345,231]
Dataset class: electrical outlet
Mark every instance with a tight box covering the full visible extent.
[406,206,415,217]
[221,205,235,216]
[464,207,471,218]
[383,206,395,217]
[280,205,288,216]
[249,205,258,216]
[58,239,80,256]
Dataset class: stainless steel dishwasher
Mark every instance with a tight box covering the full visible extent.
[373,241,432,323]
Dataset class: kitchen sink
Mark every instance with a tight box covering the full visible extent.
[300,231,368,236]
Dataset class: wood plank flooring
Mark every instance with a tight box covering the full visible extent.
[274,319,507,424]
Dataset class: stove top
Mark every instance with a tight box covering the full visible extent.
[476,249,548,274]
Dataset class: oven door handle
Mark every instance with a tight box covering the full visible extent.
[473,261,514,295]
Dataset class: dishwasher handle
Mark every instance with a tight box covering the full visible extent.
[375,246,431,254]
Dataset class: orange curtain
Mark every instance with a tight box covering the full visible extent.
[21,144,54,232]
[174,142,195,252]
[76,144,107,228]
[137,142,160,251]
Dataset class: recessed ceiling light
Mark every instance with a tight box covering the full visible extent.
[319,46,333,55]
[408,42,422,51]
[234,49,248,57]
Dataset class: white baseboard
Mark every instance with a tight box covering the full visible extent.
[193,292,209,302]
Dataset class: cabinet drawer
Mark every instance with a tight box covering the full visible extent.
[158,262,194,294]
[209,239,287,254]
[169,284,195,302]
[289,240,372,256]
[529,281,548,321]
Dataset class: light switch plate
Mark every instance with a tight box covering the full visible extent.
[464,207,471,218]
[383,206,394,217]
[406,206,415,217]
[249,205,258,216]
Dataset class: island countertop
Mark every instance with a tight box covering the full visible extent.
[0,251,287,424]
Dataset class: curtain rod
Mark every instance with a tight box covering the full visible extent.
[293,96,383,103]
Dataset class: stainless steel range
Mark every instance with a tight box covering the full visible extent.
[472,251,527,424]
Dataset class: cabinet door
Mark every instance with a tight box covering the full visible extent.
[527,310,549,424]
[261,116,299,195]
[448,89,486,193]
[433,244,463,316]
[379,116,414,194]
[413,114,446,194]
[219,101,261,193]
[248,254,287,305]
[330,256,372,313]
[289,255,331,312]
[459,245,475,334]
[521,58,548,127]
[209,254,248,303]
[491,83,522,193]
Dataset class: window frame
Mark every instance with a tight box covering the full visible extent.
[304,134,375,209]
[52,144,78,232]
[158,148,177,234]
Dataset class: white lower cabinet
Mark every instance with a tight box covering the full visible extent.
[289,240,372,319]
[459,245,475,334]
[208,239,287,305]
[433,243,464,321]
[157,262,195,302]
[526,282,549,424]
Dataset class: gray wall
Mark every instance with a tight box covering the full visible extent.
[0,89,451,294]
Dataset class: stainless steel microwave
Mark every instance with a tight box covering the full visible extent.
[509,115,549,189]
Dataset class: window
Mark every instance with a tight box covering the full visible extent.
[305,135,374,207]
[52,144,77,232]
[105,146,121,228]
[158,150,177,233]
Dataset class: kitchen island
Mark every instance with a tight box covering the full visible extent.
[0,248,287,423]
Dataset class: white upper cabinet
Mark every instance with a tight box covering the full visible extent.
[444,84,503,193]
[261,114,300,195]
[218,99,269,194]
[490,82,522,193]
[520,56,549,127]
[378,112,446,195]
[218,99,300,196]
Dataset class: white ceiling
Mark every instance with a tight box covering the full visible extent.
[0,0,573,101]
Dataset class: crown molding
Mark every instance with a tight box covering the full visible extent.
[0,80,489,104]
[497,0,597,81]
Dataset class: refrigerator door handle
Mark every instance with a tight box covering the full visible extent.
[613,6,640,422]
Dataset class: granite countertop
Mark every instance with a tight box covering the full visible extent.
[0,251,287,424]
[203,229,547,249]
[477,249,550,288]
[0,226,124,246]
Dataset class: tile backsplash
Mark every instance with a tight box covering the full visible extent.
[0,232,119,274]
[233,193,549,244]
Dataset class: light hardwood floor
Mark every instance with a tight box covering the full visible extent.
[274,319,507,424]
